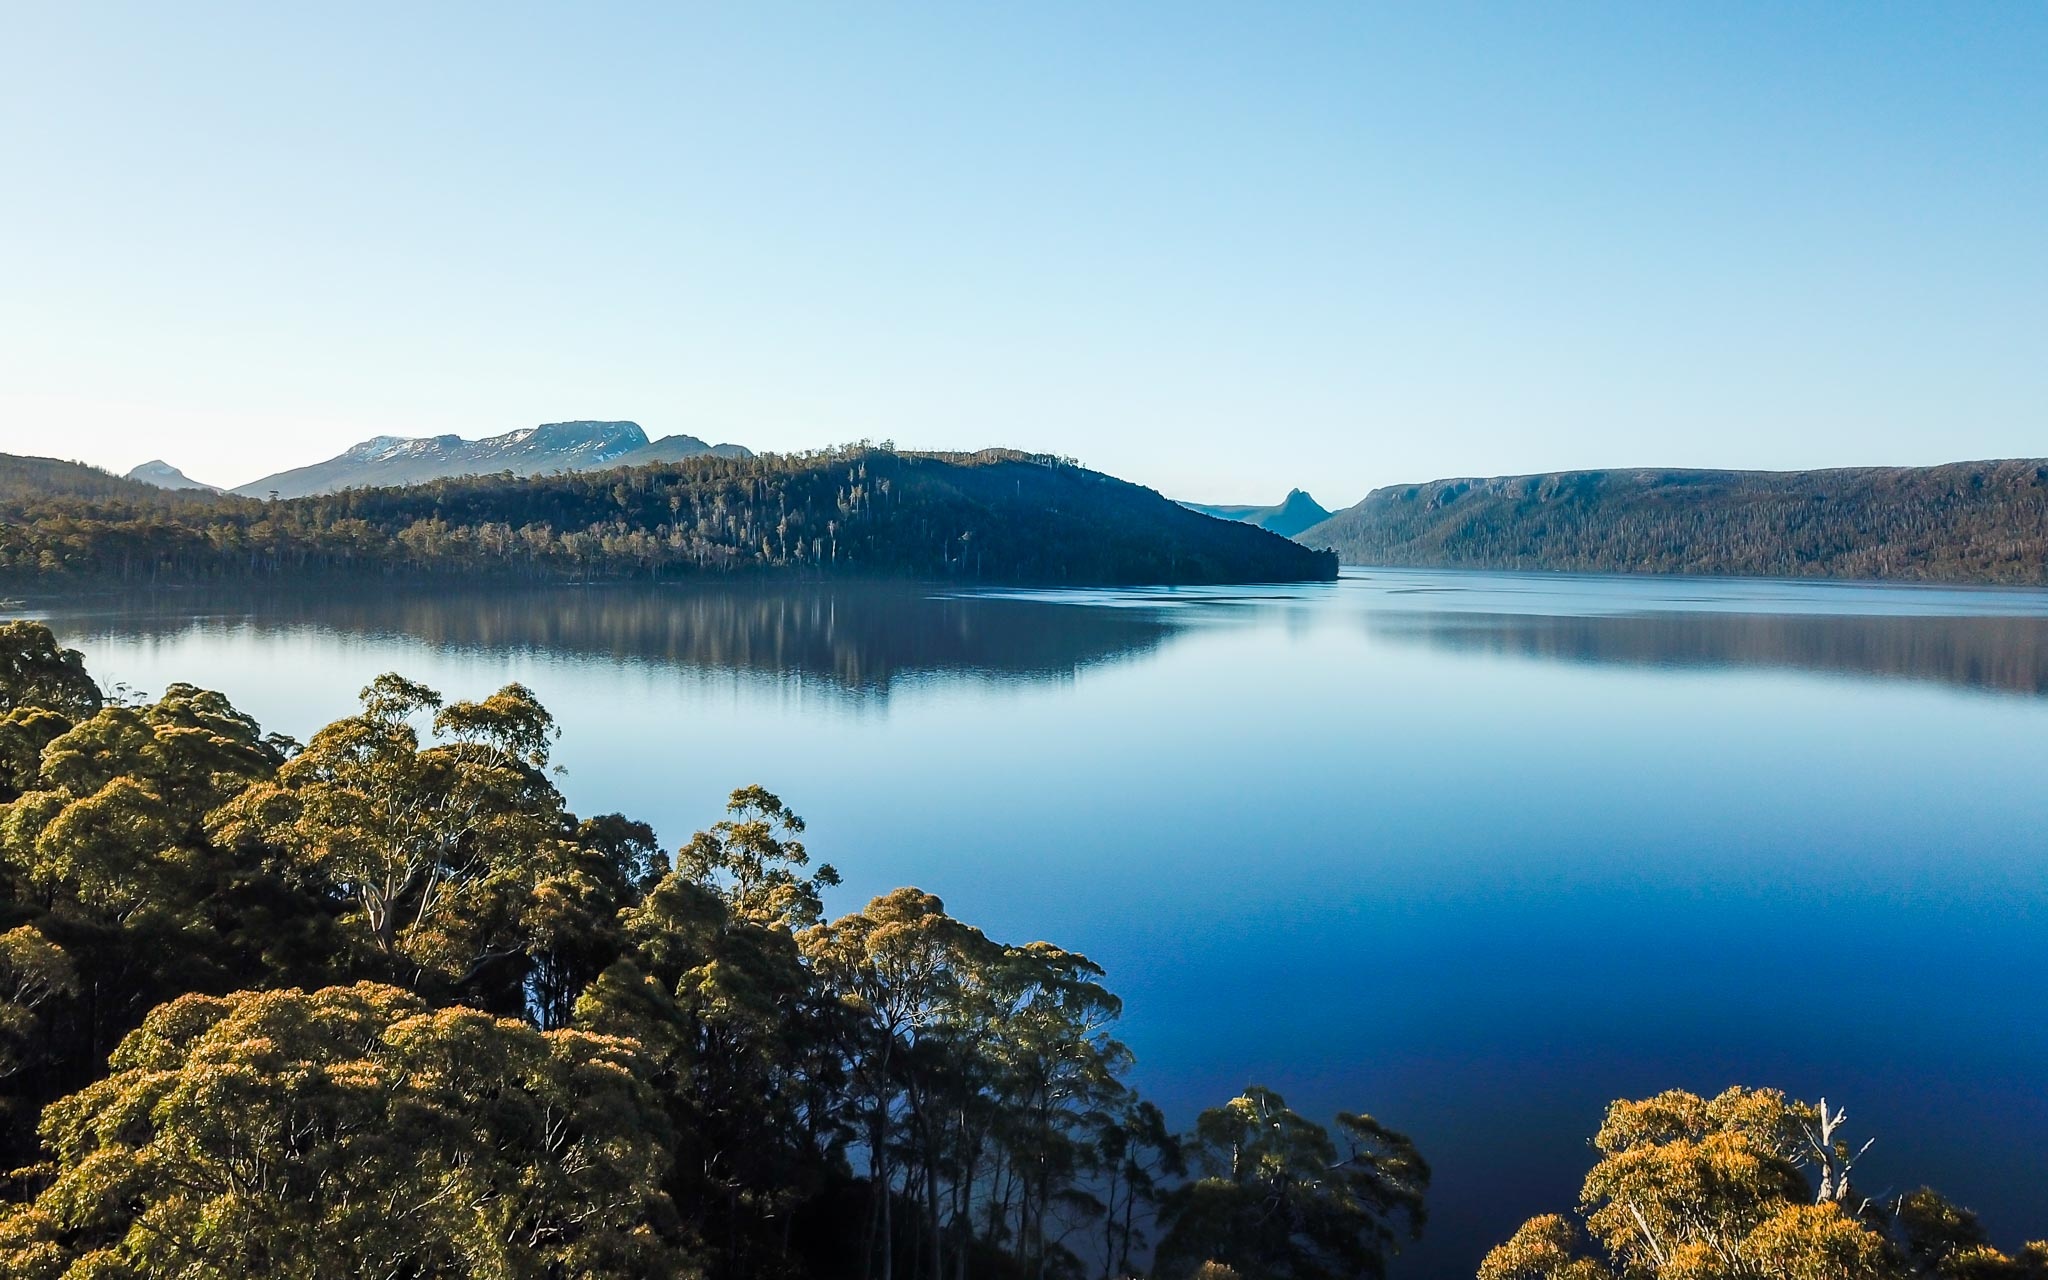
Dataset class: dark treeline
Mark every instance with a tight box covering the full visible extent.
[0,446,1336,589]
[0,621,1419,1280]
[1297,461,2048,584]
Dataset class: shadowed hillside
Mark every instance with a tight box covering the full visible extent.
[0,446,1336,588]
[1298,461,2048,584]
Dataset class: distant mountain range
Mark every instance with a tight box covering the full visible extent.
[1181,489,1332,538]
[1295,460,2048,584]
[125,460,220,491]
[223,421,752,499]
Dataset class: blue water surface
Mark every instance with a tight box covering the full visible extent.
[25,567,2048,1276]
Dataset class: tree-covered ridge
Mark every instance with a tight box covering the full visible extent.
[0,622,1414,1280]
[1296,461,2048,584]
[0,446,1336,588]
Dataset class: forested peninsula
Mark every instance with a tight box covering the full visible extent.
[1296,460,2048,584]
[0,447,1336,589]
[0,622,2042,1279]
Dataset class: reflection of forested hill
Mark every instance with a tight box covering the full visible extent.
[47,582,1181,695]
[0,446,1335,587]
[1369,608,2048,696]
[1299,461,2048,584]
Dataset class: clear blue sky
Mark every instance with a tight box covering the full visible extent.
[2,4,2042,504]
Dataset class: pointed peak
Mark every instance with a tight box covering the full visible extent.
[124,459,221,491]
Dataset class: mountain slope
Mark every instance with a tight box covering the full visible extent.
[1,455,183,504]
[125,460,221,491]
[0,446,1336,587]
[1182,489,1332,538]
[1296,461,2048,583]
[232,421,689,497]
[608,434,754,467]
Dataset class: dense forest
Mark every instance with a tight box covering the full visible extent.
[0,621,2041,1279]
[1295,461,2048,584]
[0,447,1336,589]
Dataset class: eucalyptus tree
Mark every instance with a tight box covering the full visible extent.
[1893,1189,2048,1278]
[209,674,573,1002]
[0,622,101,722]
[1478,1087,2048,1280]
[576,848,848,1278]
[0,983,693,1280]
[1095,1099,1185,1280]
[8,682,281,923]
[519,812,665,1031]
[801,887,991,1280]
[974,940,1132,1280]
[0,924,73,1087]
[1155,1085,1428,1280]
[676,784,839,930]
[0,672,293,1162]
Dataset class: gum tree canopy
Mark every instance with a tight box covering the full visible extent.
[1153,1085,1429,1280]
[0,983,690,1280]
[1478,1087,2048,1280]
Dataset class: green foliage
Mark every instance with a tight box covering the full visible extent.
[0,636,317,1173]
[677,785,839,929]
[1154,1085,1428,1280]
[209,674,572,994]
[578,865,844,1279]
[1478,1087,2048,1280]
[0,622,101,721]
[0,983,691,1280]
[0,446,1336,588]
[1302,462,2048,584]
[1097,1099,1187,1278]
[0,925,75,1087]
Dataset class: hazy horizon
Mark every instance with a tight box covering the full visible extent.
[4,4,2044,502]
[40,428,2048,513]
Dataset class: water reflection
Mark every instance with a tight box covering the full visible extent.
[1366,609,2048,696]
[34,582,1181,698]
[967,570,2048,697]
[31,570,2048,702]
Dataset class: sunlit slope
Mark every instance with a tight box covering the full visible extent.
[1297,461,2048,583]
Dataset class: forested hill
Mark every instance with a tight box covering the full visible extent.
[0,446,1336,588]
[1295,460,2048,584]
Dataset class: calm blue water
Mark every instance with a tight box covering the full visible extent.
[25,568,2048,1275]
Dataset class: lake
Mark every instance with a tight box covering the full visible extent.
[23,567,2048,1276]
